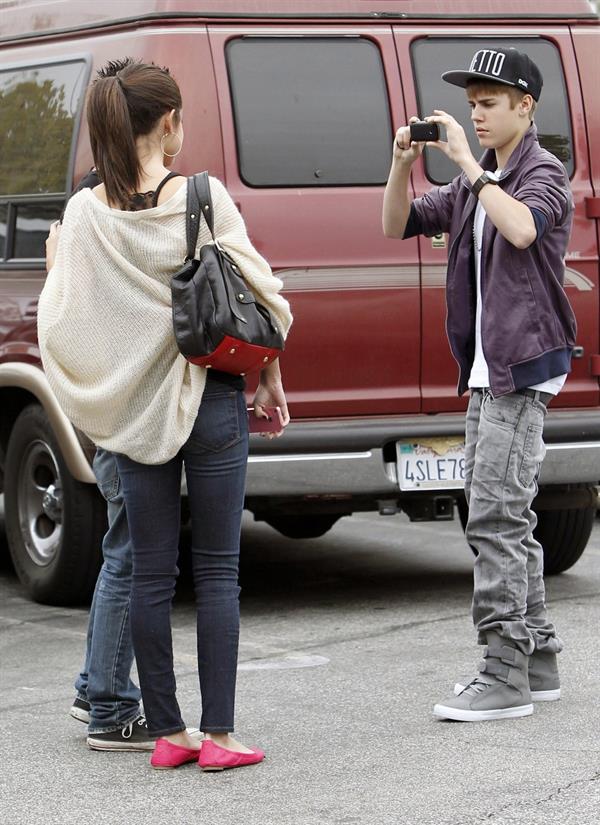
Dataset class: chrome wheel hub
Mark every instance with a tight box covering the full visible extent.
[18,440,63,566]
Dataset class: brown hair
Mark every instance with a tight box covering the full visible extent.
[86,59,182,208]
[466,79,537,120]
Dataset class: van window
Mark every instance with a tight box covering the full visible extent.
[0,59,87,263]
[0,204,7,258]
[14,203,63,259]
[411,39,574,184]
[226,37,392,187]
[0,60,88,197]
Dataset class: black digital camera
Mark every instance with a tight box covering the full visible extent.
[409,121,440,142]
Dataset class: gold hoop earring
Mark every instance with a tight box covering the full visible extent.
[161,132,182,158]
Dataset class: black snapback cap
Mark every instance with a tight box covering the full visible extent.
[442,47,543,101]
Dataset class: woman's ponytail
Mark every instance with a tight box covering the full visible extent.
[86,59,182,209]
[87,74,140,209]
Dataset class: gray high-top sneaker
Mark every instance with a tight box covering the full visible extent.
[454,648,561,701]
[433,632,533,721]
[527,650,561,700]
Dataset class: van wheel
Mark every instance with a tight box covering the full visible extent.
[4,404,105,605]
[533,503,595,574]
[456,486,596,575]
[263,514,340,539]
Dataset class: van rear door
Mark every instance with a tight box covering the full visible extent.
[208,24,420,418]
[572,21,600,395]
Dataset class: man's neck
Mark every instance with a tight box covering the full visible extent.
[495,123,530,170]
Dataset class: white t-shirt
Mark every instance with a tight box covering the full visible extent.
[467,169,567,396]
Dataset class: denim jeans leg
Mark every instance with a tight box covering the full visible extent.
[466,391,561,655]
[74,577,98,703]
[76,449,141,733]
[463,390,482,510]
[183,386,249,732]
[523,475,563,654]
[115,451,187,738]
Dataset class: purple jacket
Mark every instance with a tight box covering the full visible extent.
[404,125,577,396]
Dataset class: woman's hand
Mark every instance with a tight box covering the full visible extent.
[251,359,289,439]
[45,221,61,271]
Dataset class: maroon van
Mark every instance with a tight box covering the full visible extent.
[1,0,599,604]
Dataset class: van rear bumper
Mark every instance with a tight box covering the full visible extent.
[245,410,600,497]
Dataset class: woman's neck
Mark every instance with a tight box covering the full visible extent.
[135,140,172,190]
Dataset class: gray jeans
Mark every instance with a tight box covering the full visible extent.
[464,389,562,655]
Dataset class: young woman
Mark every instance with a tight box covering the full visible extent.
[39,59,292,770]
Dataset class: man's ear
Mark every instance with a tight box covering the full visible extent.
[519,94,534,118]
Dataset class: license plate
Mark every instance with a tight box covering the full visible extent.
[396,438,466,491]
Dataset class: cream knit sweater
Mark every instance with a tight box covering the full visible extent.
[37,177,292,464]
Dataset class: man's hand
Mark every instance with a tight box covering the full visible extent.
[424,110,475,169]
[45,221,61,271]
[392,117,425,167]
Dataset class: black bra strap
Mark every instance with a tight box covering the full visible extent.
[151,171,183,207]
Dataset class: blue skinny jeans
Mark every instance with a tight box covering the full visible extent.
[115,381,249,737]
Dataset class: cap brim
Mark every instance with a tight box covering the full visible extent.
[441,70,518,90]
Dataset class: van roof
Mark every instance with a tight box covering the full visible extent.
[1,0,598,45]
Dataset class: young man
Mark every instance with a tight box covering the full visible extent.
[52,170,152,751]
[383,47,576,721]
[71,447,153,751]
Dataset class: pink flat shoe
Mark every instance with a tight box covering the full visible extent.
[198,738,265,771]
[150,738,201,769]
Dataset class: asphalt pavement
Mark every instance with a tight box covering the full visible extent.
[1,508,599,825]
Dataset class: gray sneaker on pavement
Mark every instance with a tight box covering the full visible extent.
[434,632,534,722]
[526,649,561,700]
[454,648,561,702]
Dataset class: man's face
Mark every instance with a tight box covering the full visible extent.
[466,87,525,152]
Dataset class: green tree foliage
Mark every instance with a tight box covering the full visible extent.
[0,76,73,195]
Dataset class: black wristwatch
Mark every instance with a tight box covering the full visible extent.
[471,172,498,198]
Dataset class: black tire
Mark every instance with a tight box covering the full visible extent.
[264,514,340,539]
[456,487,596,575]
[533,505,595,575]
[0,494,13,573]
[4,404,105,605]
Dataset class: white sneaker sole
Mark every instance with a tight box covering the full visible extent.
[70,707,90,724]
[433,702,534,721]
[454,682,560,702]
[529,688,561,702]
[87,738,156,751]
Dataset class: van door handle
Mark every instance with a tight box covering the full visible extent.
[584,197,600,219]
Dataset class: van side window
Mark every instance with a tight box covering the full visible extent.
[411,38,574,184]
[0,59,88,262]
[226,37,392,187]
[0,204,7,258]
